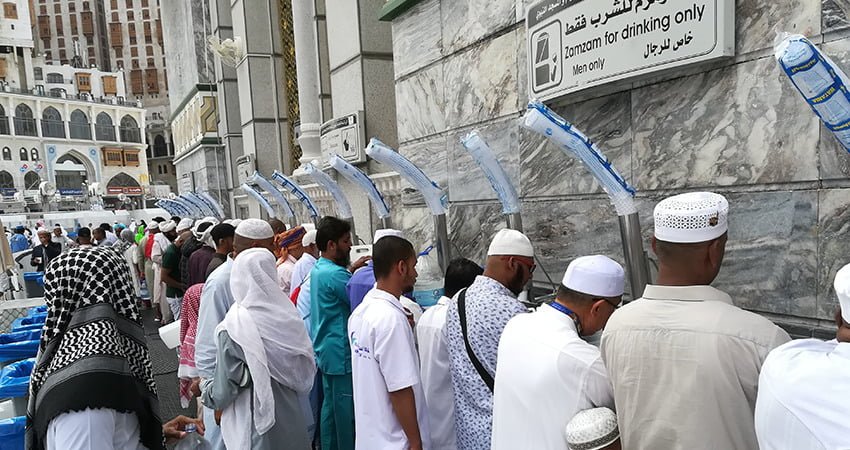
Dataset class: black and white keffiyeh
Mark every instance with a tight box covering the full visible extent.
[25,246,164,450]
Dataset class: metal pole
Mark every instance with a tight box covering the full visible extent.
[434,213,450,272]
[345,217,358,244]
[618,212,651,300]
[380,216,392,230]
[505,213,523,232]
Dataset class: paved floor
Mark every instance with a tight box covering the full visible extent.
[141,309,195,421]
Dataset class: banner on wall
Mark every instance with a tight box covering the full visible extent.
[526,0,735,99]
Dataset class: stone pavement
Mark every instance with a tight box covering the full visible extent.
[141,309,195,421]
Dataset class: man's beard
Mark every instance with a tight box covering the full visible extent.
[333,254,350,267]
[508,269,525,296]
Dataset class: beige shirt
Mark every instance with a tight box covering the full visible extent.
[600,284,790,450]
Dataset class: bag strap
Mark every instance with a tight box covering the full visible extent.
[458,288,494,392]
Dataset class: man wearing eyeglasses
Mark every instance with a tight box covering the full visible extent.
[490,255,623,450]
[444,228,535,450]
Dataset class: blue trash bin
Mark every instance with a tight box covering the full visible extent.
[0,331,40,365]
[0,416,26,450]
[26,306,47,316]
[0,359,33,399]
[22,272,44,298]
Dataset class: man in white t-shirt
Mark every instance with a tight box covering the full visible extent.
[349,235,430,450]
[491,255,623,450]
[417,258,483,450]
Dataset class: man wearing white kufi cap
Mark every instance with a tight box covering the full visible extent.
[565,408,621,450]
[492,255,621,450]
[347,228,404,311]
[754,263,850,449]
[444,228,534,450]
[601,192,790,450]
[152,220,178,323]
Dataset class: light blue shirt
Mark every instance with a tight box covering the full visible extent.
[291,253,317,335]
[196,258,235,379]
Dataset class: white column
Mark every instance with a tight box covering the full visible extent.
[292,0,322,171]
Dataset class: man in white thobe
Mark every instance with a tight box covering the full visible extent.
[754,262,850,449]
[491,255,623,450]
[601,192,791,450]
[416,258,482,450]
[152,220,177,324]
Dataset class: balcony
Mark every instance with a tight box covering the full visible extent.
[119,126,142,143]
[0,116,8,135]
[70,122,92,140]
[13,118,37,137]
[96,124,116,142]
[41,119,66,138]
[0,84,144,108]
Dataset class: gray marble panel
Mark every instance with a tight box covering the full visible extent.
[447,117,521,203]
[441,0,516,54]
[393,205,436,252]
[520,92,632,198]
[395,63,446,143]
[817,188,850,319]
[444,30,520,130]
[516,26,528,108]
[823,0,850,32]
[397,135,449,206]
[737,0,820,55]
[632,56,820,191]
[817,39,850,180]
[447,202,506,266]
[391,0,442,79]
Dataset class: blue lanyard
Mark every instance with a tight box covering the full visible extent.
[548,302,582,334]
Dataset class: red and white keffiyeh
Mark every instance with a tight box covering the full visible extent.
[178,283,204,408]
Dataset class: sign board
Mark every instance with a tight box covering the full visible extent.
[320,111,366,166]
[106,187,143,195]
[180,173,194,193]
[58,188,84,196]
[527,0,734,99]
[0,188,16,197]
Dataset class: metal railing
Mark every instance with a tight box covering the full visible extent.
[119,126,142,143]
[13,117,37,136]
[95,124,116,141]
[41,119,65,138]
[0,84,143,108]
[69,122,92,140]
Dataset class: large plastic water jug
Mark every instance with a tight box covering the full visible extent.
[412,246,444,308]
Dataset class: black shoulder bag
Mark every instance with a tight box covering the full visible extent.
[457,288,495,392]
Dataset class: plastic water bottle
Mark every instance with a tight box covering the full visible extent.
[412,246,445,308]
[174,423,205,450]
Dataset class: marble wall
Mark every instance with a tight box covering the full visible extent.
[389,0,850,328]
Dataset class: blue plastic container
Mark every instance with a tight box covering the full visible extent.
[0,331,40,364]
[0,359,34,398]
[26,306,47,316]
[10,316,45,333]
[0,416,25,450]
[22,272,44,297]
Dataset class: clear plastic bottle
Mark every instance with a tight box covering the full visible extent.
[174,423,205,450]
[412,246,445,308]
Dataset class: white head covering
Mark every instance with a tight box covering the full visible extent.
[302,229,317,247]
[216,248,316,450]
[301,223,316,232]
[235,219,273,240]
[562,255,625,298]
[159,220,176,233]
[148,222,159,231]
[835,263,850,323]
[192,217,219,240]
[176,218,194,233]
[373,228,403,243]
[36,227,49,235]
[487,229,534,258]
[565,407,620,450]
[230,219,243,229]
[654,192,729,244]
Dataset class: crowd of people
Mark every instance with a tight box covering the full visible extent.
[18,190,850,449]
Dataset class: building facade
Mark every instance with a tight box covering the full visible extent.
[33,0,111,70]
[0,0,148,212]
[102,0,174,194]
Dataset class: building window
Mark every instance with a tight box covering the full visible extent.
[83,1,89,11]
[13,104,36,137]
[1,148,10,160]
[145,68,158,93]
[46,72,63,83]
[68,2,75,12]
[70,15,78,34]
[130,47,137,57]
[95,112,115,141]
[0,170,13,189]
[125,0,132,8]
[152,134,167,157]
[33,67,42,80]
[111,11,118,21]
[110,0,116,9]
[141,0,147,6]
[3,3,18,19]
[24,171,40,190]
[75,73,91,92]
[55,16,63,34]
[103,148,123,166]
[53,3,60,13]
[19,148,27,161]
[69,109,91,140]
[31,148,39,160]
[142,9,149,20]
[119,115,141,143]
[58,50,66,61]
[124,149,139,166]
[127,10,133,21]
[41,107,64,138]
[145,45,153,57]
[57,38,64,48]
[102,76,117,95]
[39,5,46,14]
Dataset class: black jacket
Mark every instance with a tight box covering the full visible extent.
[31,242,62,272]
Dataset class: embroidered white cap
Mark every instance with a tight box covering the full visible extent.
[562,255,625,298]
[654,192,729,244]
[148,222,159,231]
[235,218,274,240]
[835,263,850,323]
[374,228,404,243]
[159,220,177,233]
[487,229,533,258]
[565,408,620,450]
[176,218,194,232]
[302,229,318,247]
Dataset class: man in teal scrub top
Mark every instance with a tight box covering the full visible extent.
[310,216,369,450]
